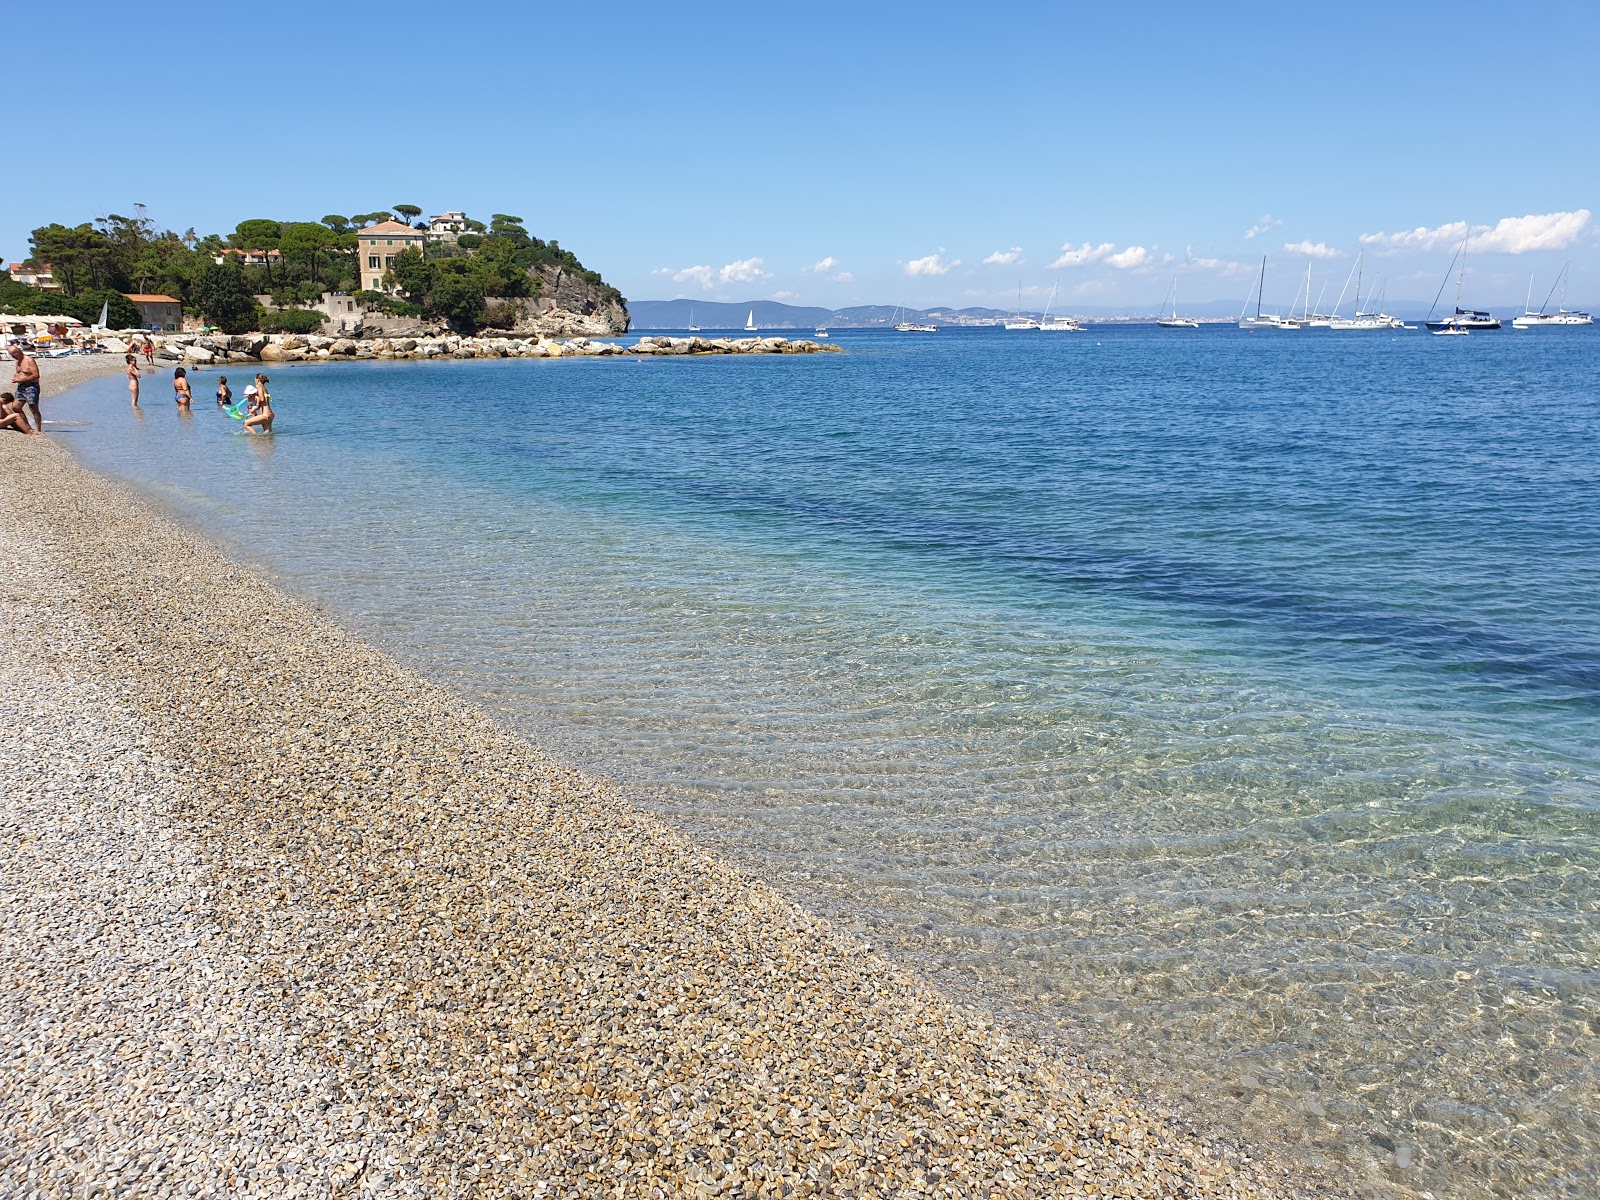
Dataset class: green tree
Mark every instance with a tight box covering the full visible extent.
[280,221,334,282]
[321,214,351,233]
[192,261,259,333]
[232,219,282,285]
[489,214,529,245]
[383,245,434,301]
[394,204,423,228]
[456,232,483,251]
[431,264,485,332]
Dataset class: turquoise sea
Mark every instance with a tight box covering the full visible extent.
[51,326,1599,1198]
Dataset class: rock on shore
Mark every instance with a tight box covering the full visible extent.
[0,437,1311,1200]
[149,331,839,365]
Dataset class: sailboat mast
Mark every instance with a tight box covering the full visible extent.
[1257,256,1266,319]
[1354,249,1363,314]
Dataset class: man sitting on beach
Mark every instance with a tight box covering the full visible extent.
[8,343,41,434]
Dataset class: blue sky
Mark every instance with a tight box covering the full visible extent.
[5,1,1596,311]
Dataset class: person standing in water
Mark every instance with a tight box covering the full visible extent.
[173,366,193,409]
[241,372,273,433]
[125,354,141,408]
[215,375,232,410]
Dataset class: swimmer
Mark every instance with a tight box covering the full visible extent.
[173,365,193,409]
[216,375,232,409]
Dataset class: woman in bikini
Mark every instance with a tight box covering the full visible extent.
[0,391,40,436]
[125,354,141,408]
[173,365,193,409]
[241,372,274,433]
[216,375,232,409]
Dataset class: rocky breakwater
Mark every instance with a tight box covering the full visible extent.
[153,332,841,364]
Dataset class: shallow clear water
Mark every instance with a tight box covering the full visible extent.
[51,327,1599,1198]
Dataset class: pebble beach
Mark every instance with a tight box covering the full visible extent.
[0,421,1323,1198]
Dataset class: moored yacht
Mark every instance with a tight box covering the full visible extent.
[1156,275,1199,328]
[1511,263,1593,327]
[1424,229,1501,330]
[1239,256,1301,329]
[1038,280,1084,331]
[1003,283,1039,330]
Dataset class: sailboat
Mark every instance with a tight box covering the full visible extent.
[1004,282,1040,330]
[687,305,700,332]
[1239,256,1300,330]
[893,302,937,332]
[1511,263,1594,327]
[1038,280,1083,331]
[1425,230,1501,330]
[744,309,758,333]
[1156,275,1199,328]
[93,299,109,331]
[1329,249,1399,330]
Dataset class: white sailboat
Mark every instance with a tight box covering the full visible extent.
[1512,263,1594,327]
[744,309,757,333]
[1329,249,1399,330]
[1004,282,1040,330]
[893,302,937,332]
[1156,275,1199,328]
[1038,280,1083,331]
[1239,256,1300,329]
[687,305,700,332]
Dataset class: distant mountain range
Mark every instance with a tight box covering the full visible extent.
[630,297,1473,328]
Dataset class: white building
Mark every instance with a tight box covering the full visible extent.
[428,211,470,242]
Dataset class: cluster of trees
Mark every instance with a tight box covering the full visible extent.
[3,204,622,335]
[379,213,625,332]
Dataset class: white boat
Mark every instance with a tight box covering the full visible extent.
[814,326,829,339]
[687,306,700,332]
[1038,280,1083,331]
[1003,282,1040,330]
[1156,275,1199,328]
[1425,230,1501,330]
[1432,320,1470,336]
[1328,249,1404,330]
[1511,263,1593,327]
[1239,256,1300,329]
[892,302,936,332]
[745,309,757,333]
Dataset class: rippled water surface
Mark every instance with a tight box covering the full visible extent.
[54,327,1599,1198]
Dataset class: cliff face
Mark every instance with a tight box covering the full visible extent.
[496,265,628,337]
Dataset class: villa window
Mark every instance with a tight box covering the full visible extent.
[368,256,380,269]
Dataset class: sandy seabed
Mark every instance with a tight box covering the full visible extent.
[0,418,1325,1198]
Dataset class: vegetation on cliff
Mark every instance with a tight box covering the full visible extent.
[3,205,624,335]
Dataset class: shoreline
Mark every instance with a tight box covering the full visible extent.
[0,431,1317,1197]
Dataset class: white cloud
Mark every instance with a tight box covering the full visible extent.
[1184,247,1251,276]
[1244,214,1283,239]
[1107,245,1151,270]
[771,290,795,300]
[982,246,1024,266]
[833,271,855,284]
[1050,241,1115,268]
[906,253,958,277]
[719,257,772,284]
[1361,210,1592,255]
[1284,240,1342,259]
[667,265,714,289]
[804,256,837,273]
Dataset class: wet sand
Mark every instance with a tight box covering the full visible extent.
[0,431,1322,1198]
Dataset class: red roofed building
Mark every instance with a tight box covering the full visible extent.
[9,262,61,291]
[124,294,183,331]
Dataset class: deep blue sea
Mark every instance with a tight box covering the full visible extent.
[51,325,1599,1198]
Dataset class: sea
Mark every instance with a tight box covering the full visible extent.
[49,325,1599,1199]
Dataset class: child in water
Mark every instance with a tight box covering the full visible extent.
[241,373,273,434]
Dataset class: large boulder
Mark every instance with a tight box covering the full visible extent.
[183,346,216,364]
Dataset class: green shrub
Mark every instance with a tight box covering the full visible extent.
[258,308,325,334]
